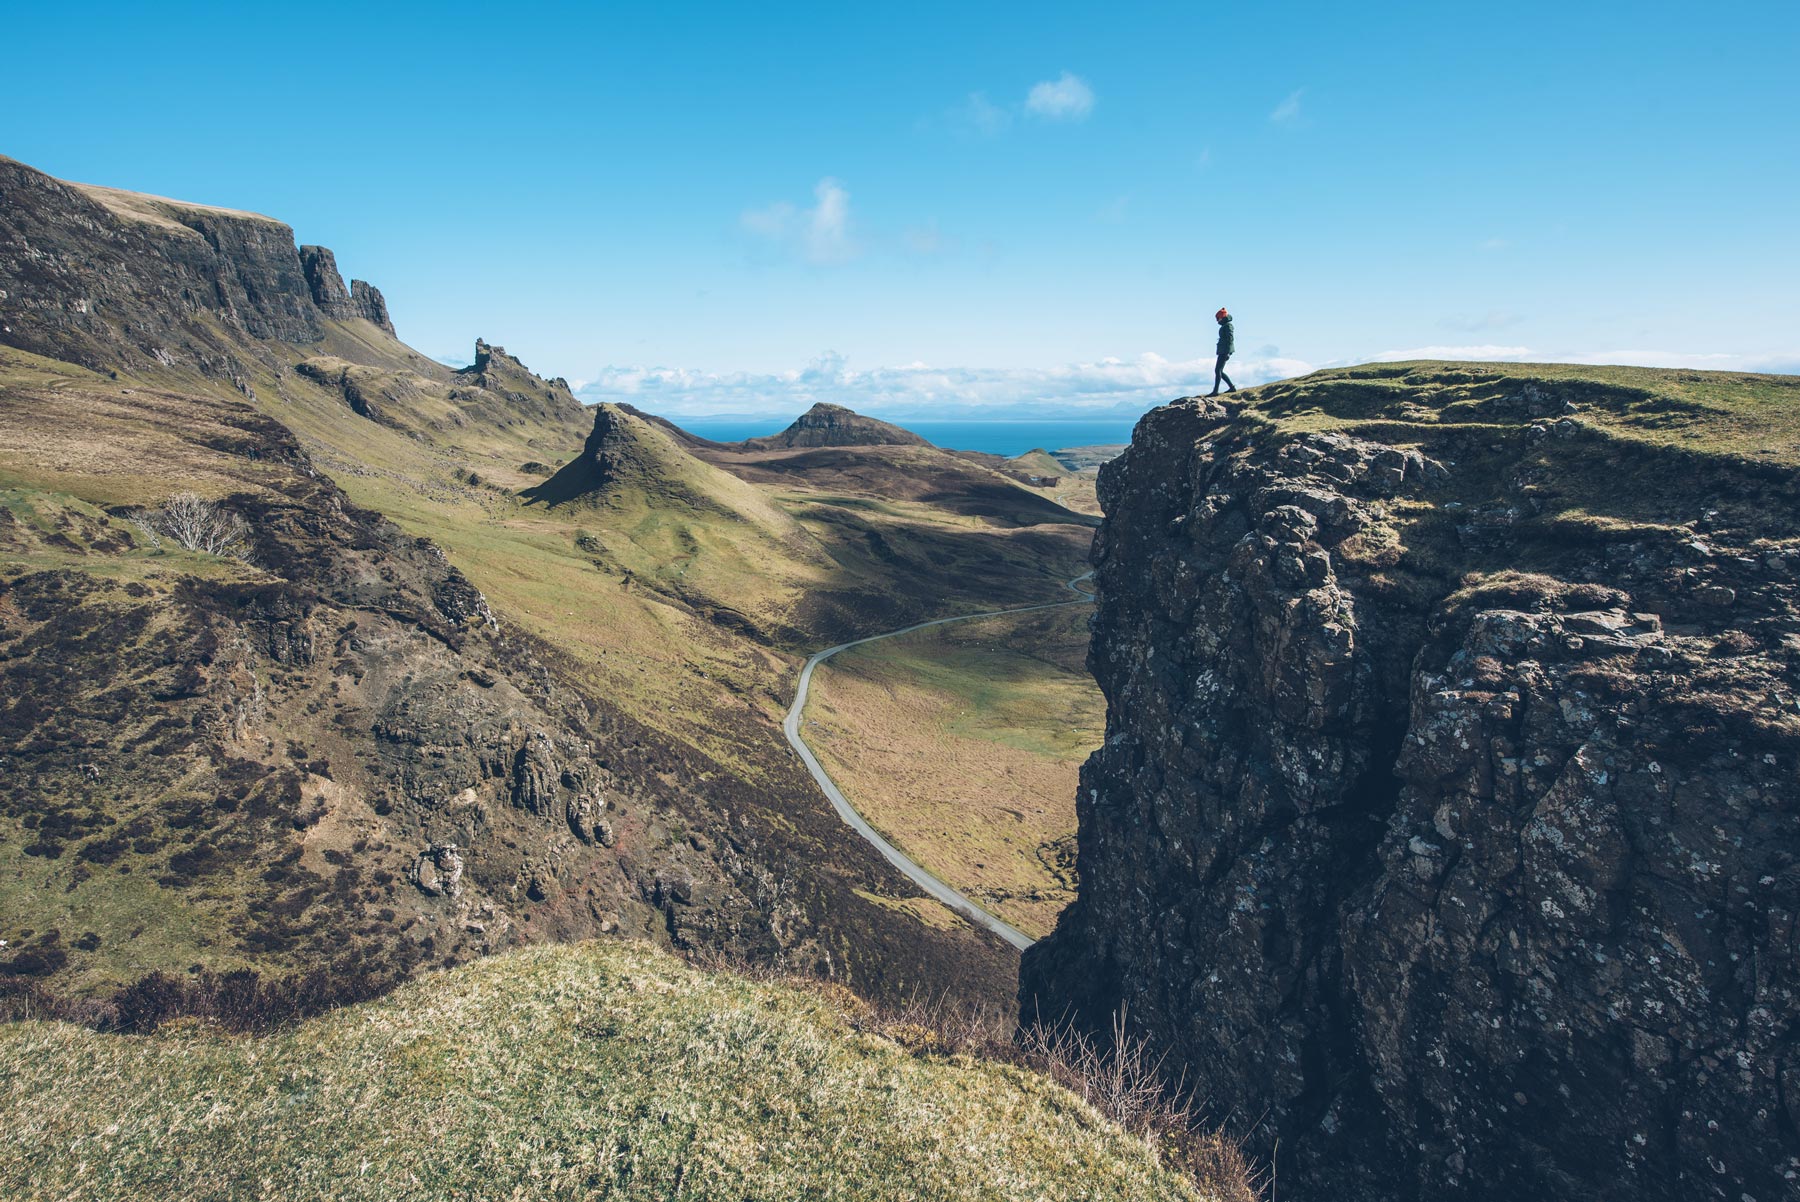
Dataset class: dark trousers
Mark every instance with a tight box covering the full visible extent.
[1212,353,1235,393]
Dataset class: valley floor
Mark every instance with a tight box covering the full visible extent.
[801,599,1101,940]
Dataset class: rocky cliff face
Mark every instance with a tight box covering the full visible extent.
[743,401,930,449]
[1022,365,1800,1201]
[0,156,394,375]
[299,245,395,335]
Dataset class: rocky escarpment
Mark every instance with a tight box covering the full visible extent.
[299,245,395,335]
[0,156,394,376]
[449,338,586,430]
[0,154,1021,1019]
[742,401,930,449]
[1023,365,1800,1201]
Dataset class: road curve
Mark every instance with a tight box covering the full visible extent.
[782,572,1096,952]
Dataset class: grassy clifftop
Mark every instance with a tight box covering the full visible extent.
[0,940,1230,1202]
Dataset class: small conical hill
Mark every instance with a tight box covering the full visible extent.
[742,402,929,449]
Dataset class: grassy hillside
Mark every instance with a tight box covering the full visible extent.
[804,606,1103,938]
[0,231,1091,1009]
[1252,360,1800,462]
[1231,360,1800,572]
[0,940,1237,1202]
[1008,449,1067,477]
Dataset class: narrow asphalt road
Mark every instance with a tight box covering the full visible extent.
[781,571,1096,952]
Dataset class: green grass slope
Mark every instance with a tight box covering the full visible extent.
[1008,449,1067,477]
[0,940,1224,1202]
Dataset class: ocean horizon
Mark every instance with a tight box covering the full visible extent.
[672,416,1141,457]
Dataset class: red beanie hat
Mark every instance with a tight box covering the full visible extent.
[1216,308,1229,320]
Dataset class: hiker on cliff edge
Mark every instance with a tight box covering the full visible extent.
[1208,307,1237,396]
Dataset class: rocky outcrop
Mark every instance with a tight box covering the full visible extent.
[1023,367,1800,1201]
[300,245,356,318]
[742,402,930,449]
[0,155,395,372]
[350,279,395,335]
[449,339,587,431]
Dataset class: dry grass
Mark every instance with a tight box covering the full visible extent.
[803,606,1101,937]
[0,940,1245,1201]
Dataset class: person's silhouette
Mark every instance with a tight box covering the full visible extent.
[1208,307,1236,396]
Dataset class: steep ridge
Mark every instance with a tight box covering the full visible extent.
[743,401,930,449]
[524,402,803,534]
[1022,363,1800,1200]
[0,155,394,381]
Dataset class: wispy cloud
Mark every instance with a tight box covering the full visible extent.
[577,350,1309,418]
[902,220,950,255]
[1026,72,1095,120]
[951,91,1011,137]
[1269,89,1304,125]
[740,178,857,265]
[575,344,1800,420]
[1438,310,1523,333]
[1369,344,1532,361]
[1095,194,1131,224]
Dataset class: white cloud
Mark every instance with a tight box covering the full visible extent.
[740,179,857,265]
[576,350,1309,418]
[1478,237,1509,251]
[1026,72,1095,120]
[573,344,1800,421]
[1561,350,1741,369]
[805,178,853,264]
[1269,89,1304,124]
[953,91,1011,136]
[1363,347,1800,373]
[739,201,796,239]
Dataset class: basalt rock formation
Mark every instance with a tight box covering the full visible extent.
[742,401,930,449]
[1023,364,1800,1201]
[300,244,395,336]
[0,155,393,377]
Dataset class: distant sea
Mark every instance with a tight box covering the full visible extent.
[676,417,1140,457]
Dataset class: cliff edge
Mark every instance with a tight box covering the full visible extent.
[1022,361,1800,1201]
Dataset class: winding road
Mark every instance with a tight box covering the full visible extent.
[782,571,1096,951]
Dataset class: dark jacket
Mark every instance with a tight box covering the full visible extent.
[1216,317,1235,358]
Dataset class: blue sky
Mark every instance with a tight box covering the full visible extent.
[5,0,1797,416]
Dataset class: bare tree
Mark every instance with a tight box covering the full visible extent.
[130,492,254,560]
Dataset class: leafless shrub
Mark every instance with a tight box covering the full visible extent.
[677,943,1260,1199]
[1018,1006,1260,1202]
[856,987,1015,1057]
[130,492,254,560]
[1019,1006,1192,1137]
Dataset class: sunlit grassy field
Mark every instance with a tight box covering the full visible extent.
[804,605,1101,938]
[0,940,1217,1202]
